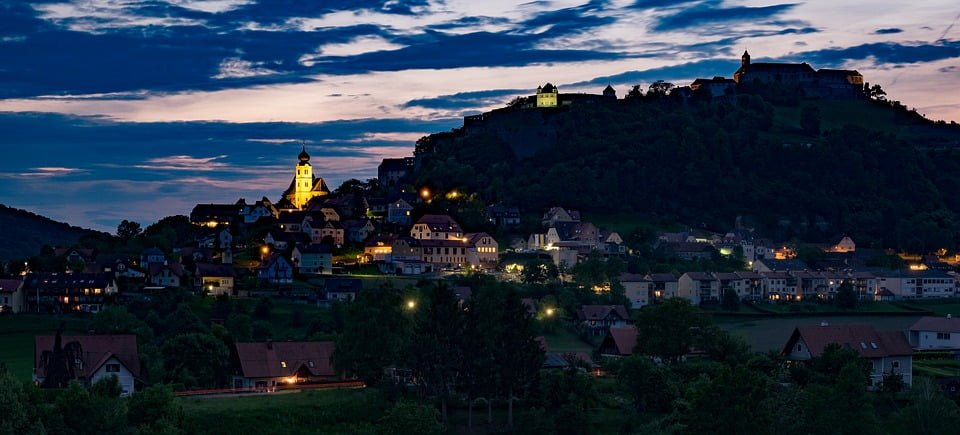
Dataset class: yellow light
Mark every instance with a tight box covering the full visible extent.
[546,308,555,316]
[284,376,296,384]
[406,300,417,310]
[420,188,431,199]
[261,246,269,254]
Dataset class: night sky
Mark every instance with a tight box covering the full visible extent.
[1,0,958,231]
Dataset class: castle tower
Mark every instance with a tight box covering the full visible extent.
[741,50,751,67]
[536,83,558,108]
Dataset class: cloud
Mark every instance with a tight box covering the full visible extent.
[212,57,280,79]
[652,2,800,32]
[874,28,903,35]
[134,154,231,171]
[793,40,960,67]
[404,88,528,110]
[569,59,742,87]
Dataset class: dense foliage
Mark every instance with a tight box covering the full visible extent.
[416,93,960,251]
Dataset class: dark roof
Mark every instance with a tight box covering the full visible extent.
[910,316,960,334]
[23,273,115,290]
[296,244,332,254]
[784,325,913,358]
[740,62,815,74]
[191,204,238,221]
[756,258,809,271]
[378,157,413,172]
[259,253,292,271]
[647,273,677,283]
[365,234,398,247]
[196,263,234,277]
[539,83,557,93]
[0,279,22,293]
[619,273,649,283]
[415,214,462,232]
[147,262,184,277]
[577,305,630,321]
[665,242,715,253]
[685,272,715,281]
[35,334,140,379]
[235,341,335,379]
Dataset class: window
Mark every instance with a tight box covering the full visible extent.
[105,364,120,373]
[937,332,951,340]
[892,361,900,369]
[796,344,802,352]
[281,361,287,368]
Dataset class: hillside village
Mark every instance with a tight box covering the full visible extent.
[4,52,960,433]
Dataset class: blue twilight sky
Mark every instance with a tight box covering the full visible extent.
[0,0,958,231]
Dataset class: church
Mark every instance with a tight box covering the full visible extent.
[278,146,329,210]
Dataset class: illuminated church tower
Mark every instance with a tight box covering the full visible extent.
[281,146,329,209]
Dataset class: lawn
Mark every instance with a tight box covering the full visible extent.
[914,359,960,378]
[0,314,90,381]
[540,326,594,353]
[899,301,960,317]
[178,388,387,434]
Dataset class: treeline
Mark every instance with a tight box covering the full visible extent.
[415,92,960,252]
[0,204,97,261]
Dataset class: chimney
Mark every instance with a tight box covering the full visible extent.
[266,339,273,350]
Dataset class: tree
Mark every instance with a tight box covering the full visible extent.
[625,85,644,99]
[128,384,182,430]
[378,402,444,435]
[800,105,821,136]
[647,80,674,97]
[161,333,231,388]
[521,260,556,284]
[490,287,545,426]
[89,306,154,342]
[721,288,740,311]
[405,284,463,422]
[117,219,143,239]
[633,298,709,363]
[680,366,777,435]
[835,282,857,310]
[891,378,960,435]
[0,370,45,434]
[334,290,409,386]
[52,379,128,435]
[253,297,273,321]
[618,356,675,413]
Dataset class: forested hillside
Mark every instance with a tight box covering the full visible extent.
[414,91,960,252]
[0,204,96,260]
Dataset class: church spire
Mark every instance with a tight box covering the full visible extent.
[298,144,310,163]
[741,50,751,67]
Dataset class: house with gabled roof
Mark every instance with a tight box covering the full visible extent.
[292,245,332,275]
[599,326,638,357]
[0,278,24,313]
[647,273,679,302]
[258,253,294,284]
[577,305,631,336]
[782,324,913,389]
[619,273,653,308]
[411,214,463,240]
[196,263,235,296]
[148,262,185,288]
[233,341,336,391]
[678,272,720,304]
[908,316,960,351]
[34,334,140,396]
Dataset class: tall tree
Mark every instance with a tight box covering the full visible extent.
[633,298,709,363]
[334,290,409,386]
[116,219,143,239]
[490,287,545,426]
[406,283,463,422]
[161,333,230,388]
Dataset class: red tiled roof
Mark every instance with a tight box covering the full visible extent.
[607,326,638,356]
[35,334,140,379]
[785,325,912,358]
[235,341,336,379]
[910,316,960,334]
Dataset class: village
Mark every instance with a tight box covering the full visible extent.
[2,53,960,433]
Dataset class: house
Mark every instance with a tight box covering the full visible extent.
[264,230,311,251]
[363,234,397,262]
[411,215,463,240]
[690,76,737,98]
[598,326,638,357]
[292,245,332,275]
[386,199,414,225]
[714,271,764,301]
[647,273,679,302]
[22,273,118,313]
[277,211,308,232]
[34,334,140,396]
[94,256,144,279]
[875,269,955,299]
[233,341,336,391]
[619,274,653,308]
[311,220,344,246]
[393,237,471,269]
[190,203,238,227]
[782,324,913,389]
[487,204,521,226]
[0,279,24,313]
[577,305,631,336]
[541,207,580,227]
[259,253,294,284]
[238,197,278,223]
[908,316,960,351]
[342,219,375,243]
[147,262,185,288]
[761,271,800,301]
[139,247,166,266]
[466,232,499,269]
[825,236,856,253]
[323,278,362,302]
[678,272,720,304]
[196,263,235,296]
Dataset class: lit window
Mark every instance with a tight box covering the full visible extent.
[281,361,287,368]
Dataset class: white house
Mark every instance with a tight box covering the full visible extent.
[34,334,140,396]
[292,245,333,275]
[147,262,185,288]
[0,278,24,313]
[411,215,463,240]
[678,272,720,304]
[196,263,235,296]
[233,341,336,391]
[619,273,652,308]
[782,324,913,389]
[908,316,960,351]
[875,269,956,299]
[647,273,679,303]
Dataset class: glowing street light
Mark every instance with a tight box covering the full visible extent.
[406,300,417,310]
[420,187,431,199]
[545,308,555,317]
[261,246,269,255]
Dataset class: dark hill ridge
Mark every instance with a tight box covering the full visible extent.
[413,92,960,252]
[0,204,98,260]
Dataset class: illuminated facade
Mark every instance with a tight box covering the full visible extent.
[536,83,558,108]
[281,146,329,210]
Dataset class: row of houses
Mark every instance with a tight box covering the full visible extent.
[617,267,959,308]
[33,334,337,396]
[372,215,500,274]
[519,207,625,268]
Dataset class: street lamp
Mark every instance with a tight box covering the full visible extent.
[545,308,555,317]
[420,188,430,199]
[406,300,417,310]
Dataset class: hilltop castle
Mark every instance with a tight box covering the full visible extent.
[279,146,329,210]
[732,50,864,96]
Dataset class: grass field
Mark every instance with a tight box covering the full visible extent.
[899,301,960,317]
[0,314,90,381]
[914,359,960,378]
[748,301,914,314]
[178,388,387,434]
[540,327,594,353]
